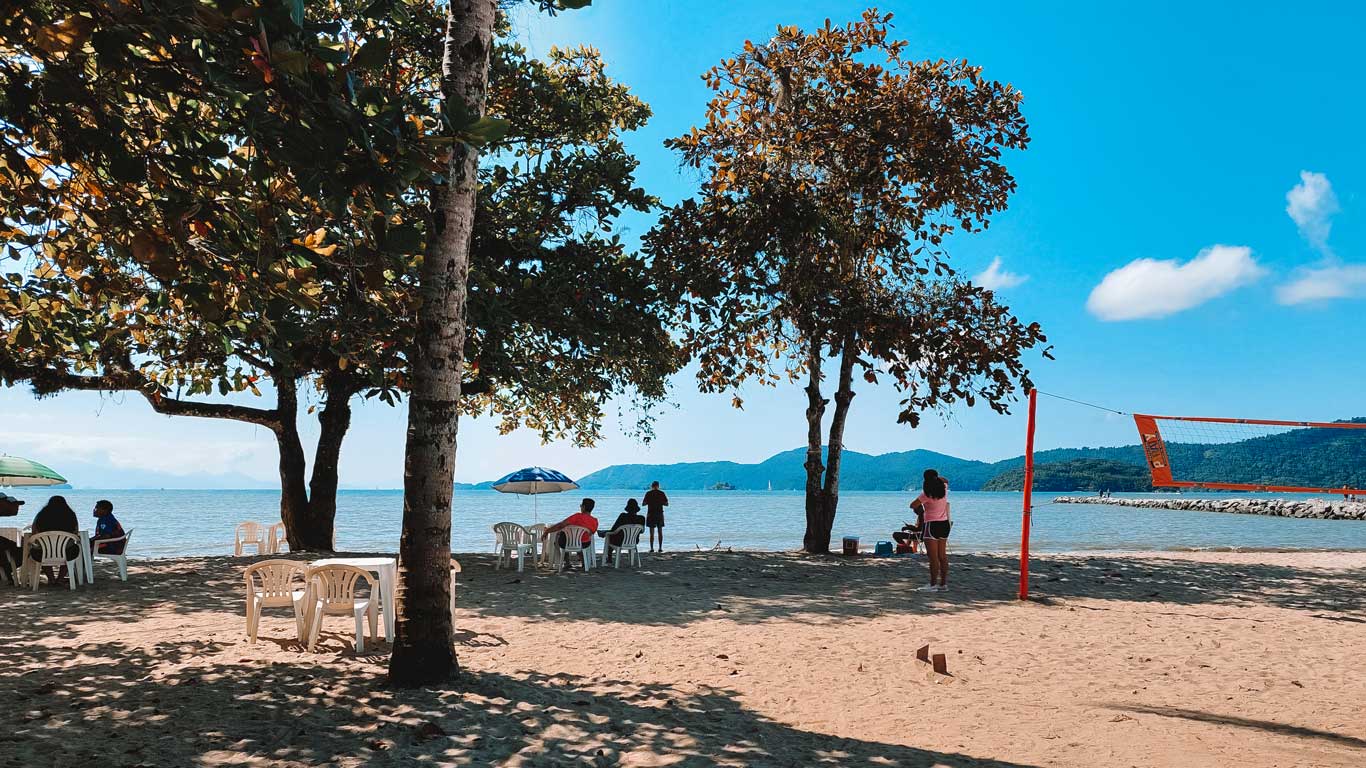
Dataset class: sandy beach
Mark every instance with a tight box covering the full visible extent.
[3,549,1364,767]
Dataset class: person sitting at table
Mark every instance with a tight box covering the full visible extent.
[599,498,646,548]
[90,499,126,555]
[544,498,599,550]
[30,495,80,584]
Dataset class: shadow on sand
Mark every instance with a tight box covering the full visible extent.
[0,637,1041,767]
[454,550,1366,627]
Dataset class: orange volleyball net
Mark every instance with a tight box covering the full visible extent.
[1016,391,1366,600]
[1133,414,1366,495]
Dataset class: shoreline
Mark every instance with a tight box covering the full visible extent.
[110,543,1366,563]
[1055,494,1366,520]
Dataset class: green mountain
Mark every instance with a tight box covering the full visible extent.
[561,418,1366,492]
[575,447,999,491]
[981,458,1153,492]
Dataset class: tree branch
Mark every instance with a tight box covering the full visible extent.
[139,390,281,429]
[7,363,282,430]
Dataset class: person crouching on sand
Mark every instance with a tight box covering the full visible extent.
[911,471,951,591]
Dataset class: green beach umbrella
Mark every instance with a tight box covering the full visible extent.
[0,455,67,487]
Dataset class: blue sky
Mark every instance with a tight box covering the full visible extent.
[5,1,1365,487]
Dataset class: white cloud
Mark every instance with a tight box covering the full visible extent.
[3,430,268,479]
[1276,264,1366,305]
[973,257,1028,291]
[1286,170,1339,250]
[1086,245,1266,321]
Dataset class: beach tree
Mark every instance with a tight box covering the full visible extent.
[0,0,443,549]
[1,0,664,563]
[646,11,1049,553]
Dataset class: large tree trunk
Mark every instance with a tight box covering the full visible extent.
[302,375,356,552]
[802,338,830,553]
[389,0,496,687]
[817,333,858,551]
[274,377,332,551]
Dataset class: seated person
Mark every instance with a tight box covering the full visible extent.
[599,499,646,548]
[892,520,922,554]
[32,494,78,535]
[0,492,23,519]
[91,499,126,555]
[544,498,599,549]
[30,495,80,583]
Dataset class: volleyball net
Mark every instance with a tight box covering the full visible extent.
[1016,390,1366,600]
[1133,414,1366,495]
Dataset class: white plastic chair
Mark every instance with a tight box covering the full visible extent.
[266,523,288,554]
[24,531,81,591]
[600,524,644,568]
[526,523,547,564]
[91,529,133,581]
[450,559,462,620]
[493,522,534,572]
[235,521,267,556]
[305,564,378,653]
[244,560,309,643]
[557,525,594,572]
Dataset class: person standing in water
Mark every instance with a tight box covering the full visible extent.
[643,481,669,552]
[910,470,951,591]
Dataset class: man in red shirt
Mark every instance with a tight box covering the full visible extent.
[544,498,599,549]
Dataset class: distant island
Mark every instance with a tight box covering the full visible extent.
[708,481,736,491]
[456,420,1366,493]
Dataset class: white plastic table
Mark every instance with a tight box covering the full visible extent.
[312,556,396,639]
[78,528,94,583]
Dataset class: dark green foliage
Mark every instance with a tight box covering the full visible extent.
[982,459,1153,492]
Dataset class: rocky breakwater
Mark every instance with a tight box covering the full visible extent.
[1054,496,1366,521]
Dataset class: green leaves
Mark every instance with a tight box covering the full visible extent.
[442,97,510,147]
[350,38,391,70]
[461,116,510,145]
[646,10,1044,426]
[286,0,305,28]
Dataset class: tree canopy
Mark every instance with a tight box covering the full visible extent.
[1,2,677,548]
[646,11,1049,551]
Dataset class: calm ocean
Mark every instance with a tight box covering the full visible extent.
[4,488,1366,559]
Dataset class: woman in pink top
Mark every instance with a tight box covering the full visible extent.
[910,470,951,591]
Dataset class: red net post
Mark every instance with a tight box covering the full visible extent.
[1019,388,1037,601]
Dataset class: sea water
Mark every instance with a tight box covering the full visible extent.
[5,489,1366,559]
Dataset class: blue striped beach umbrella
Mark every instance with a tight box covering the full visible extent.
[492,467,579,521]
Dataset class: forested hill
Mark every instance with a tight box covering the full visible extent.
[557,419,1366,492]
[981,459,1153,492]
[572,448,1001,492]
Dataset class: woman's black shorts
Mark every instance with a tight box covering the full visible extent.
[925,520,952,540]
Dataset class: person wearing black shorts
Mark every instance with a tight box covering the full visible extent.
[643,481,668,552]
[911,471,952,591]
[925,520,952,540]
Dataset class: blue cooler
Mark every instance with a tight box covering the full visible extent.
[874,540,894,556]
